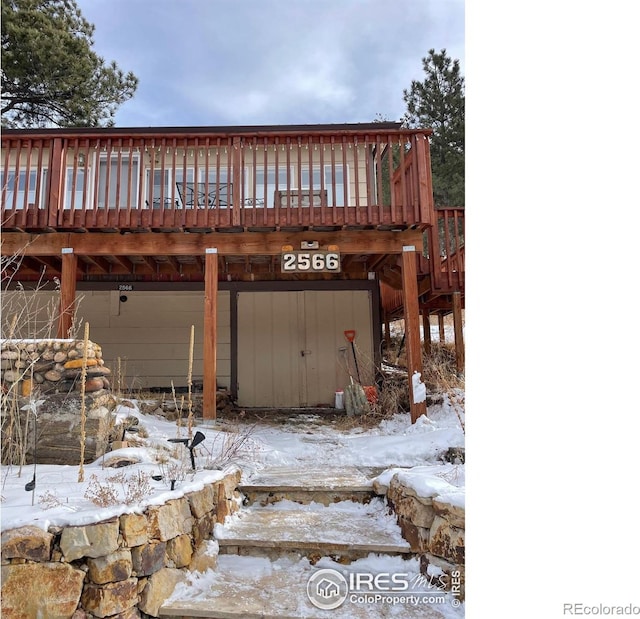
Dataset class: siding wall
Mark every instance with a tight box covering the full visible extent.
[1,290,231,390]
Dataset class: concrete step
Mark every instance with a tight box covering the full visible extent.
[240,467,380,506]
[160,555,452,619]
[215,497,411,563]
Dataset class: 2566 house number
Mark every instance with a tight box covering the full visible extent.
[281,251,341,273]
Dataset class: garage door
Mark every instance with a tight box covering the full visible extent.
[237,290,373,407]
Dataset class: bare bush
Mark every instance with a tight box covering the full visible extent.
[84,471,153,507]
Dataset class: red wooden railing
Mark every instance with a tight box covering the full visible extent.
[1,127,434,232]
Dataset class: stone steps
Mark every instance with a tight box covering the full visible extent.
[160,468,451,619]
[215,498,412,562]
[239,466,379,507]
[159,555,448,619]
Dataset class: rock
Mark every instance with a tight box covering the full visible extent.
[81,577,138,618]
[1,350,20,360]
[428,515,465,564]
[1,526,54,562]
[120,513,149,548]
[64,358,98,369]
[87,549,133,584]
[60,519,120,562]
[215,469,242,522]
[1,562,85,619]
[147,498,193,542]
[44,369,62,381]
[166,534,192,568]
[54,351,67,363]
[131,541,166,577]
[82,377,104,392]
[2,370,20,383]
[189,540,218,573]
[387,476,436,528]
[20,379,32,397]
[186,485,216,519]
[138,568,184,617]
[432,497,465,529]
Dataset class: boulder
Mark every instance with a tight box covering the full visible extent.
[1,562,84,619]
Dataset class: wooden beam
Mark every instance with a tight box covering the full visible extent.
[438,314,446,343]
[203,248,218,419]
[401,246,427,423]
[109,254,134,273]
[422,309,432,357]
[384,311,392,353]
[0,230,424,257]
[32,256,62,273]
[58,249,77,338]
[452,291,464,373]
[80,255,111,273]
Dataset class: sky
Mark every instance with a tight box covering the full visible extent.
[74,0,464,128]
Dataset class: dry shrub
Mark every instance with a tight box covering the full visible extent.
[84,471,153,507]
[422,342,464,392]
[203,423,259,469]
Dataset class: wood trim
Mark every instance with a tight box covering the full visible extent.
[452,291,464,373]
[203,249,218,419]
[401,247,427,423]
[58,250,77,338]
[1,230,424,257]
[422,309,432,357]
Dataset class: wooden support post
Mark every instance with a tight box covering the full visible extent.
[452,291,464,373]
[203,248,218,419]
[438,314,446,343]
[232,137,242,227]
[421,308,432,357]
[58,248,77,338]
[48,138,65,228]
[384,311,392,354]
[401,246,427,423]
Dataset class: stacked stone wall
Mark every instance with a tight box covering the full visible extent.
[1,468,242,618]
[1,339,112,397]
[377,472,466,601]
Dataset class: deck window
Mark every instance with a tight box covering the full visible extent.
[300,165,348,206]
[97,154,140,209]
[249,167,292,208]
[1,169,48,210]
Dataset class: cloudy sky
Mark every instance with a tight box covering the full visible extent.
[75,0,464,128]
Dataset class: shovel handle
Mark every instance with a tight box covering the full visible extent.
[344,330,356,343]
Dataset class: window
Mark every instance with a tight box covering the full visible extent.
[300,165,348,206]
[96,154,140,208]
[251,166,292,208]
[65,168,90,210]
[1,169,48,209]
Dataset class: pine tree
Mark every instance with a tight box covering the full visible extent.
[1,0,138,128]
[403,49,464,207]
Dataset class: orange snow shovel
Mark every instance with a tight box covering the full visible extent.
[344,330,361,383]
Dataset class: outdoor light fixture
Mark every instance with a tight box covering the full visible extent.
[301,241,319,250]
[167,431,206,470]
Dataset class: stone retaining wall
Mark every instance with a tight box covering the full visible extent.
[1,468,242,619]
[1,339,112,397]
[375,472,465,601]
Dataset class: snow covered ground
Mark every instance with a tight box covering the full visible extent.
[1,391,465,617]
[0,393,465,531]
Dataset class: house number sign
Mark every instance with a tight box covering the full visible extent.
[281,251,341,273]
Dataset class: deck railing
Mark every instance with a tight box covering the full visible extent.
[1,128,434,231]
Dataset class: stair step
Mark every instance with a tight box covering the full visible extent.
[215,498,411,562]
[160,555,452,619]
[240,467,379,506]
